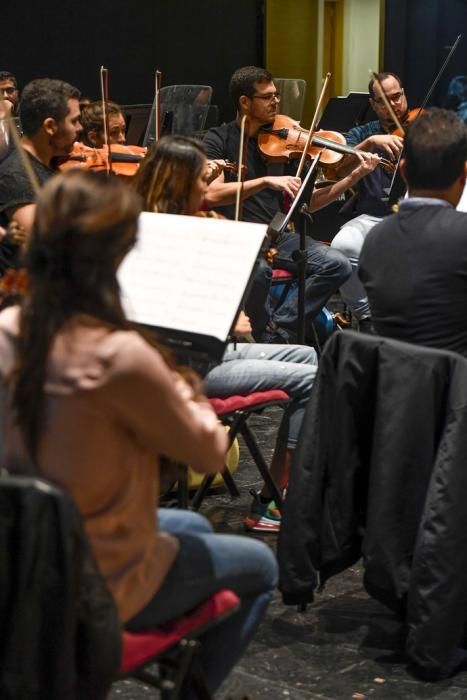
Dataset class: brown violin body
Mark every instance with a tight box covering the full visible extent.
[257,114,353,169]
[390,107,426,137]
[58,142,146,177]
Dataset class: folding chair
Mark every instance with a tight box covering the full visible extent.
[190,389,291,512]
[121,589,240,699]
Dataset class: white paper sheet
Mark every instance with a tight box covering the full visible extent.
[457,183,467,212]
[118,212,267,341]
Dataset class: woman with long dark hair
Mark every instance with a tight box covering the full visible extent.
[134,136,318,532]
[0,169,277,694]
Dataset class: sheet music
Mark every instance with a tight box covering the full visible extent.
[118,212,267,341]
[457,183,467,212]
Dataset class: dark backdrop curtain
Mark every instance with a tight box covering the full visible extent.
[1,0,264,125]
[384,0,467,108]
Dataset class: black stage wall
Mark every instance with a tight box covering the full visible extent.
[384,0,467,108]
[2,0,264,124]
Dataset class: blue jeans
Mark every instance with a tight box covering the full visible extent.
[126,509,278,694]
[244,258,273,339]
[203,343,318,448]
[272,231,352,338]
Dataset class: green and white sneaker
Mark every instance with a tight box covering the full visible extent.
[243,490,281,533]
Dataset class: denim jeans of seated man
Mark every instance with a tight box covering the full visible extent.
[203,342,317,448]
[271,232,352,341]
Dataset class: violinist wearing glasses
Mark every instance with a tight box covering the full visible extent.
[204,66,379,344]
[330,72,410,332]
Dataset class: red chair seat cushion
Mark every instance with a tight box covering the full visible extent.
[121,588,240,675]
[209,390,290,416]
[272,268,294,280]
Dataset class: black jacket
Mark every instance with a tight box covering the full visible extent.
[278,331,467,680]
[0,477,121,699]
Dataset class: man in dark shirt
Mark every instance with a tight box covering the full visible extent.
[203,66,379,343]
[0,78,82,273]
[330,72,406,327]
[359,108,467,356]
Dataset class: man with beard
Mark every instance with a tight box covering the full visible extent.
[0,78,82,273]
[204,66,378,343]
[330,72,408,330]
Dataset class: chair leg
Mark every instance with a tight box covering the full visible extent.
[177,467,189,509]
[241,421,283,511]
[221,466,241,498]
[136,638,212,700]
[190,473,215,511]
[190,416,244,510]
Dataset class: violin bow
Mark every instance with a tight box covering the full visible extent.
[99,65,113,175]
[420,33,462,111]
[154,69,162,143]
[1,98,41,197]
[370,70,405,135]
[370,34,462,137]
[234,114,248,222]
[371,34,462,198]
[370,70,407,202]
[295,72,331,178]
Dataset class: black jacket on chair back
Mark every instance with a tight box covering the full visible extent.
[0,477,121,699]
[278,331,467,680]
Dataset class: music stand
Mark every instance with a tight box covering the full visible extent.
[319,92,375,132]
[122,104,152,146]
[267,157,321,343]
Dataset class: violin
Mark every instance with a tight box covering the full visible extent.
[390,108,425,137]
[257,114,393,173]
[58,142,146,177]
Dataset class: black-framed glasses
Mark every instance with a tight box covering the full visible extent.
[251,92,281,102]
[0,86,17,95]
[374,89,404,105]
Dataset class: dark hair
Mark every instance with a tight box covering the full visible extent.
[404,107,467,189]
[12,170,141,456]
[0,71,17,88]
[229,66,274,108]
[19,78,80,137]
[368,72,402,98]
[133,135,206,214]
[80,100,125,145]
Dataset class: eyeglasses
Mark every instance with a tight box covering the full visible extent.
[251,92,281,102]
[373,89,404,105]
[0,86,17,96]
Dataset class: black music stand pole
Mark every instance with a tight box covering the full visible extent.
[290,160,320,344]
[267,157,320,345]
[295,205,314,344]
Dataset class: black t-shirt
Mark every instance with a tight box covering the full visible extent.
[0,149,56,274]
[359,203,467,356]
[203,121,289,224]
